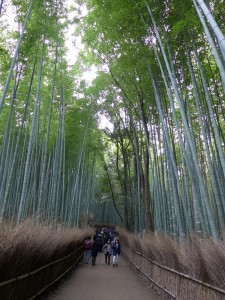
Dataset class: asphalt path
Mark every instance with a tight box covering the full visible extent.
[46,252,162,300]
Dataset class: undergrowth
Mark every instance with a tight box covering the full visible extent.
[0,219,94,283]
[119,228,225,290]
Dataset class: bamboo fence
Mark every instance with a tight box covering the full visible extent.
[0,245,84,300]
[122,244,225,300]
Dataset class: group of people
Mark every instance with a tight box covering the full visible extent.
[83,228,121,267]
[103,238,121,267]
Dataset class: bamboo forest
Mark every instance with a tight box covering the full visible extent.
[1,0,225,241]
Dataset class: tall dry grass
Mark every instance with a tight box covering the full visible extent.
[119,228,225,290]
[0,219,94,283]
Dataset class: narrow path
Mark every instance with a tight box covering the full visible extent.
[46,253,162,300]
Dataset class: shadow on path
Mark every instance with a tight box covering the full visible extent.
[46,253,162,300]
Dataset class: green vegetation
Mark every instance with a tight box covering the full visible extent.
[0,0,99,227]
[1,0,225,239]
[79,0,225,237]
[2,1,225,297]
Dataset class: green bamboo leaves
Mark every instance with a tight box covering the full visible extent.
[0,0,97,227]
[80,0,225,237]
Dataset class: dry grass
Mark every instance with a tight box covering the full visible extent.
[119,228,225,290]
[2,222,225,294]
[0,219,94,282]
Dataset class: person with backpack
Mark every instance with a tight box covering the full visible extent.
[83,236,93,264]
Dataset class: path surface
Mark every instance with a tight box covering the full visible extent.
[46,253,162,300]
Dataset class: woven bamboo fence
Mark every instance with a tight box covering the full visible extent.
[122,244,225,300]
[0,245,83,300]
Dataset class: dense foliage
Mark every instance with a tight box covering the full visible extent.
[0,0,98,227]
[1,0,225,238]
[79,0,225,237]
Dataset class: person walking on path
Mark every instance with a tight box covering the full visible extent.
[103,239,112,265]
[112,240,121,267]
[91,239,99,266]
[83,236,93,264]
[47,249,163,300]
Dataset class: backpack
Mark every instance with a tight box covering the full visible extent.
[84,239,92,250]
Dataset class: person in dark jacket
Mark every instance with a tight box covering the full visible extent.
[91,239,99,266]
[112,240,121,267]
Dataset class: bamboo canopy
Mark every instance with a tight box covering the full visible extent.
[0,0,225,237]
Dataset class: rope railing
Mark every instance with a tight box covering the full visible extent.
[122,244,225,300]
[0,245,84,300]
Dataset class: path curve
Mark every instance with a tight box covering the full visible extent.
[46,253,162,300]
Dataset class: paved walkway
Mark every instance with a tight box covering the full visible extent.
[46,253,162,300]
